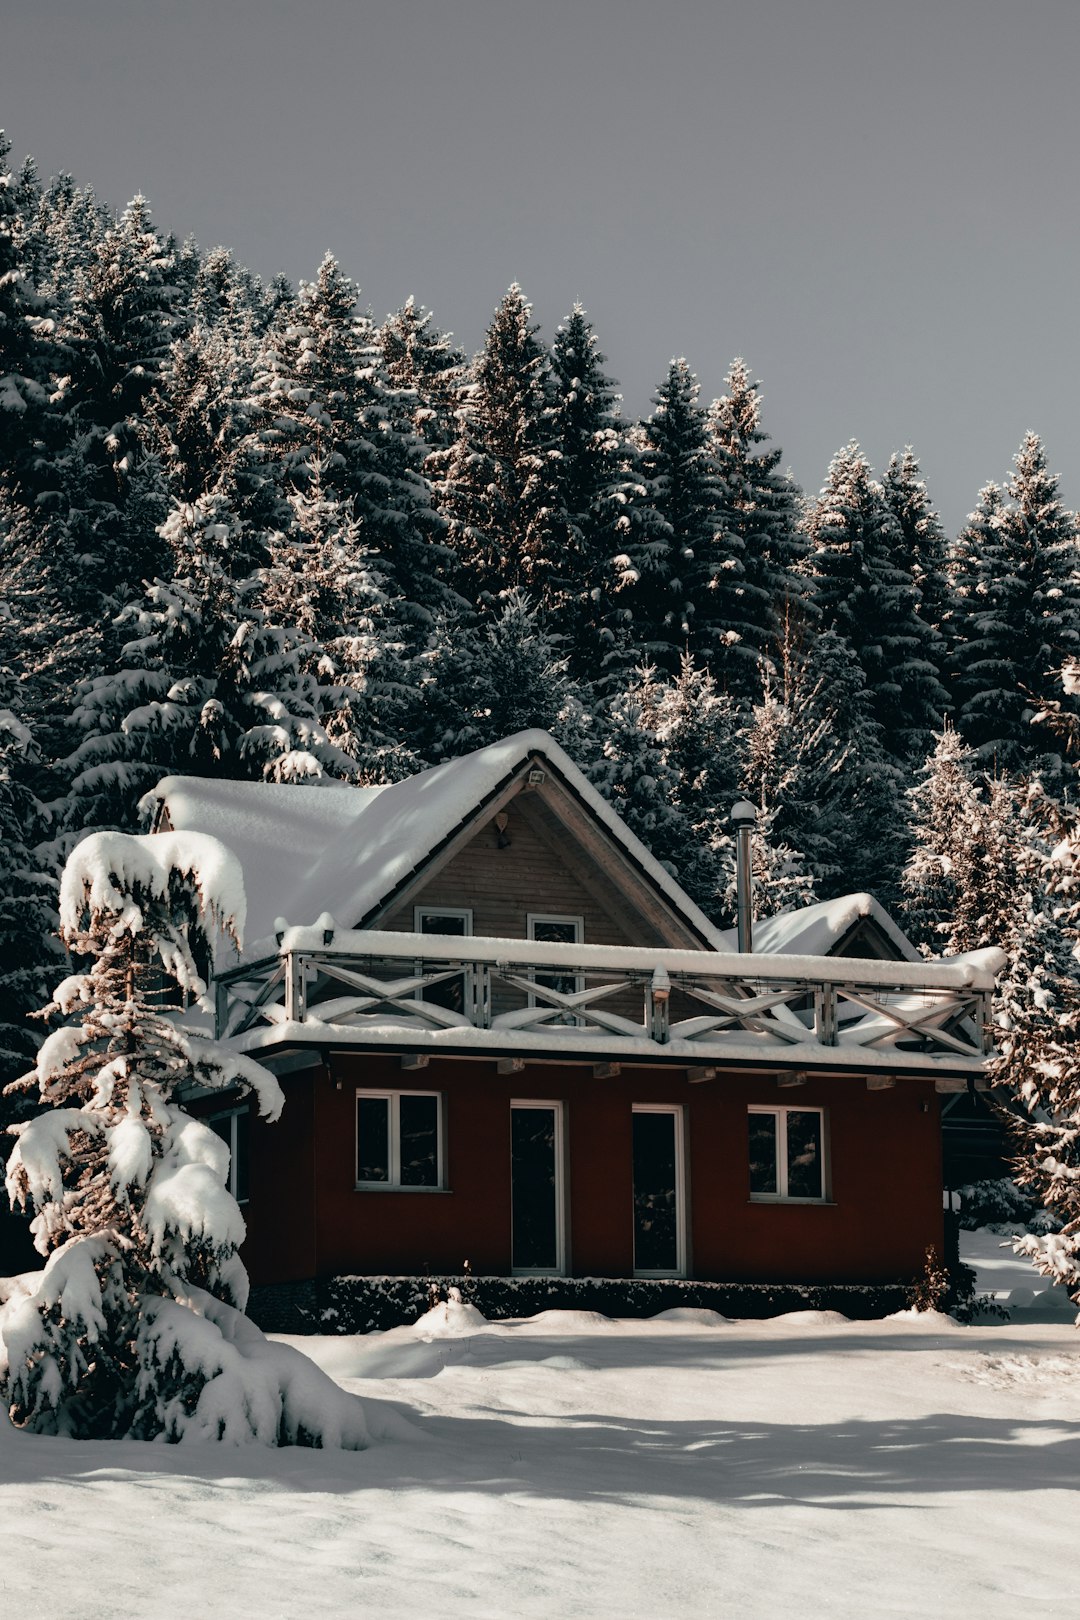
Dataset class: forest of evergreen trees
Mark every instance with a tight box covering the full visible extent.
[3,128,1080,1166]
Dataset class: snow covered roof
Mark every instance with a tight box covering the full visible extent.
[723,893,922,963]
[147,731,730,958]
[148,735,927,970]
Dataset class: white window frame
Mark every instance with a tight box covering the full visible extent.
[413,907,473,1010]
[631,1103,687,1278]
[748,1105,829,1204]
[355,1088,445,1191]
[207,1105,249,1205]
[510,1098,568,1276]
[526,913,584,1018]
[413,905,473,936]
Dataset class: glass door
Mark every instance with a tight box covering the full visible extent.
[632,1106,685,1276]
[510,1101,565,1272]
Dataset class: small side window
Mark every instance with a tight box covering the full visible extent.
[356,1090,443,1190]
[748,1106,826,1203]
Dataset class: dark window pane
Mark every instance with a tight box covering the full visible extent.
[531,921,581,1013]
[633,1111,679,1272]
[419,914,468,1012]
[786,1110,822,1200]
[532,920,579,945]
[748,1113,778,1195]
[511,1107,558,1270]
[357,1096,390,1182]
[399,1094,439,1187]
[420,913,469,936]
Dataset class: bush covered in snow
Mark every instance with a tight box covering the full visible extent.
[0,830,367,1447]
[956,1177,1060,1235]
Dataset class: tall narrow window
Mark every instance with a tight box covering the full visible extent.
[748,1107,826,1202]
[632,1106,685,1276]
[510,1101,565,1273]
[527,914,583,1021]
[414,907,472,1013]
[356,1091,442,1189]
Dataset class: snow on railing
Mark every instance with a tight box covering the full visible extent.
[213,929,1002,1068]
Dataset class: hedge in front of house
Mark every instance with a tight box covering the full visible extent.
[246,1274,913,1335]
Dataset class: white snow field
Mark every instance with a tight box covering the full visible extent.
[1,1297,1078,1619]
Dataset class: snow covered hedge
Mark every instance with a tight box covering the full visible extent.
[248,1274,915,1336]
[0,831,368,1448]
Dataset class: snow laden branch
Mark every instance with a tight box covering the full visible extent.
[0,830,367,1447]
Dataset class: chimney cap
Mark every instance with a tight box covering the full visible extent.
[730,799,758,829]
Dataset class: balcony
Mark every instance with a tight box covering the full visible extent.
[214,925,1003,1084]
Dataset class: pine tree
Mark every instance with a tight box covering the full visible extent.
[988,783,1080,1303]
[2,830,368,1444]
[379,296,467,455]
[413,590,590,763]
[548,306,630,679]
[58,194,183,596]
[881,447,951,641]
[901,724,983,951]
[247,254,452,638]
[805,442,946,760]
[707,359,806,697]
[63,492,367,833]
[628,358,736,674]
[741,616,905,905]
[438,285,566,605]
[954,435,1080,769]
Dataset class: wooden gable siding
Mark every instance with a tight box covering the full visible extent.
[381,789,651,947]
[380,791,657,1022]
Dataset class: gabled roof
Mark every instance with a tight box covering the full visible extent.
[146,730,731,958]
[721,893,922,963]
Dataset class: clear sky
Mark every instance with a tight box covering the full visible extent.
[4,0,1079,533]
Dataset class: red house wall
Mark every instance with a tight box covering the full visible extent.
[239,1053,943,1287]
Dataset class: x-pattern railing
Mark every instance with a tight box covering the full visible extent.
[214,931,996,1062]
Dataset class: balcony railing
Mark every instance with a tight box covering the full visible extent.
[213,926,1002,1073]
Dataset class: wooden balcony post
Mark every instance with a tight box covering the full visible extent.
[816,983,837,1045]
[469,962,492,1028]
[650,966,671,1044]
[284,952,306,1023]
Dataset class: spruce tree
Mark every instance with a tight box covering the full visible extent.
[2,829,369,1444]
[438,284,566,606]
[629,358,736,675]
[805,442,946,760]
[707,359,806,697]
[901,724,983,951]
[881,447,951,642]
[547,305,631,680]
[954,434,1080,769]
[413,590,589,763]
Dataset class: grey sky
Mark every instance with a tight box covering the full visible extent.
[4,0,1079,533]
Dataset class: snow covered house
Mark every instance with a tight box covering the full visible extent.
[146,730,1004,1292]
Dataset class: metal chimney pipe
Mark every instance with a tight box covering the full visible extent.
[730,800,758,953]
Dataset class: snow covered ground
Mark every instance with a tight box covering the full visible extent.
[1,1285,1078,1619]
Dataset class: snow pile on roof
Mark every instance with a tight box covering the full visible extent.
[150,731,729,956]
[727,892,921,962]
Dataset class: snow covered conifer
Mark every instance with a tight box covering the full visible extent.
[954,435,1080,769]
[901,724,983,951]
[438,284,566,605]
[707,359,806,697]
[806,442,946,761]
[1,830,368,1445]
[631,358,736,674]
